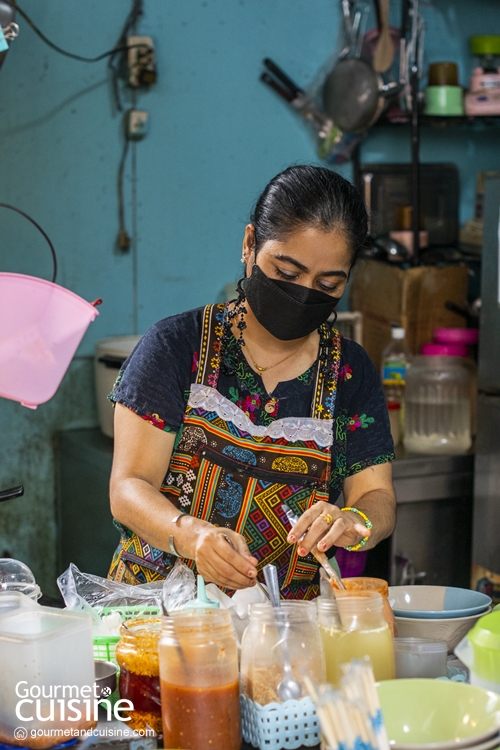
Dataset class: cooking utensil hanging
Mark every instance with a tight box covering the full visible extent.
[0,486,24,503]
[260,58,363,163]
[0,204,101,408]
[322,0,402,133]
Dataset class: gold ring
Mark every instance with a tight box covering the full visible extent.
[320,512,334,526]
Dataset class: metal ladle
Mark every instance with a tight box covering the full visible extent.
[263,563,303,702]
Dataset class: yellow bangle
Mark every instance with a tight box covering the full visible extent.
[341,507,373,551]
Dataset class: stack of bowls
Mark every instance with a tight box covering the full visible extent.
[378,679,500,750]
[390,585,492,652]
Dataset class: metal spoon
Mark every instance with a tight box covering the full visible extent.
[263,564,303,702]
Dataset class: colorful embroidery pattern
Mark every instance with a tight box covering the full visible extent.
[340,364,353,381]
[348,414,375,431]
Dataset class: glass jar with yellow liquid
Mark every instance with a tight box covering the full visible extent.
[317,591,395,687]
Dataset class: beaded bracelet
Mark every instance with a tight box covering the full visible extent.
[340,507,373,551]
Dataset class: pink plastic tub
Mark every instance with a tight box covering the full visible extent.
[434,328,479,346]
[0,273,99,408]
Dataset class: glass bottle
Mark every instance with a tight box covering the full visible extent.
[317,591,395,687]
[404,348,472,455]
[115,616,162,734]
[240,600,326,705]
[381,327,411,445]
[159,608,240,750]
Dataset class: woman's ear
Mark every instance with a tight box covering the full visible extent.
[242,224,256,263]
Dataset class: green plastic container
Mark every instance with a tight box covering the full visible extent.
[455,611,500,692]
[470,36,500,57]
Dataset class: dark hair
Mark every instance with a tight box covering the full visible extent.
[249,165,368,265]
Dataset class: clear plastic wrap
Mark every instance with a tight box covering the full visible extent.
[57,563,163,632]
[161,559,196,613]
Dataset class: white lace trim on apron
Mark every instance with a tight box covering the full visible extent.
[188,383,333,448]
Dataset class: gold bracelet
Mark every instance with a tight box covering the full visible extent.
[340,507,373,551]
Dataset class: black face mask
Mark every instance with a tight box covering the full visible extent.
[241,264,341,341]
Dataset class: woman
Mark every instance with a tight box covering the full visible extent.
[108,165,396,599]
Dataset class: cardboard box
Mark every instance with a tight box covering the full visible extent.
[350,260,469,371]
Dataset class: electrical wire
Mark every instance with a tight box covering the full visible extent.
[0,203,57,283]
[3,0,147,63]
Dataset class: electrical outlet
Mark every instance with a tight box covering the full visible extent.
[127,35,156,88]
[126,109,148,140]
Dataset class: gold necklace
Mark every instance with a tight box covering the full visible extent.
[244,337,308,374]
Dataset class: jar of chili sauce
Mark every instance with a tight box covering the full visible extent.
[159,608,241,750]
[115,616,162,733]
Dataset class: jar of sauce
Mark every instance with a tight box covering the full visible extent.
[240,600,326,705]
[317,591,395,687]
[159,608,240,750]
[115,616,162,734]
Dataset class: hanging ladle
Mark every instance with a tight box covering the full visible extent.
[263,563,303,702]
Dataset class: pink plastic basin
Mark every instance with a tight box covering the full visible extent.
[422,342,468,357]
[0,273,99,408]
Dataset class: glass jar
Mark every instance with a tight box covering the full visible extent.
[240,600,326,705]
[404,353,472,455]
[317,591,395,687]
[159,608,240,750]
[342,577,396,636]
[115,616,162,734]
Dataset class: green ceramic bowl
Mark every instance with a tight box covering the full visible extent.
[377,679,500,749]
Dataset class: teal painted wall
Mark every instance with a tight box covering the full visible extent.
[0,0,498,594]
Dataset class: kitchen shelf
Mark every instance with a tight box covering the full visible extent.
[376,113,500,129]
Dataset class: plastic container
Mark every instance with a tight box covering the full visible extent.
[0,606,95,748]
[434,328,479,346]
[0,273,99,409]
[92,604,161,665]
[0,590,40,618]
[95,336,141,437]
[115,616,162,734]
[394,637,448,678]
[404,352,472,455]
[0,558,42,601]
[159,608,241,750]
[455,611,500,693]
[317,591,396,687]
[424,85,465,116]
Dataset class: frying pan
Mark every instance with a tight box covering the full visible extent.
[323,58,401,132]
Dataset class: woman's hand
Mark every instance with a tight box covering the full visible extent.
[190,524,259,590]
[286,501,369,555]
[286,463,396,556]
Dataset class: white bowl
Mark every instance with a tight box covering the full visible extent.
[395,608,492,653]
[390,585,492,619]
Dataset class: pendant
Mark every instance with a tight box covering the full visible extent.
[265,398,277,413]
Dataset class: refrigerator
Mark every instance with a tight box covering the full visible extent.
[472,175,500,595]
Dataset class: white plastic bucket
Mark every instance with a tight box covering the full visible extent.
[95,335,141,437]
[0,273,99,408]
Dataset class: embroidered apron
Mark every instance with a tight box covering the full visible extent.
[109,304,341,599]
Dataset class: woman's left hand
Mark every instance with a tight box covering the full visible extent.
[286,501,369,555]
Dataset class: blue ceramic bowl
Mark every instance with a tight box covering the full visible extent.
[390,585,492,619]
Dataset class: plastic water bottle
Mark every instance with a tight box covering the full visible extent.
[381,328,411,445]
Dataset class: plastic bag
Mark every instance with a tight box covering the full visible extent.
[57,563,163,634]
[161,559,196,613]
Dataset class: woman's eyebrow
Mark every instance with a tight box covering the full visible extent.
[274,253,347,279]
